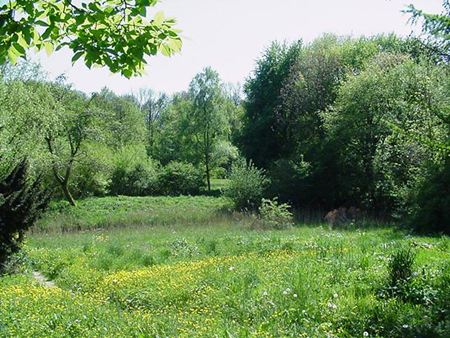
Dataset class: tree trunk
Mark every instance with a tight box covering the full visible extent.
[206,160,211,192]
[61,180,76,207]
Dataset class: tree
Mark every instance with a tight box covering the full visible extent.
[0,0,182,77]
[240,41,302,168]
[188,67,229,191]
[0,161,50,272]
[41,82,96,206]
[324,53,448,212]
[132,88,169,157]
[406,0,450,62]
[94,88,146,149]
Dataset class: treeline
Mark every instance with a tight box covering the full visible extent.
[0,64,243,206]
[1,33,449,233]
[239,34,449,232]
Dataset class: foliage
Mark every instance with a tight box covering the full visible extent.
[0,0,182,77]
[406,0,450,62]
[224,158,269,210]
[93,88,146,148]
[0,161,49,271]
[109,146,159,196]
[258,198,293,230]
[410,162,450,234]
[41,81,98,206]
[131,88,169,157]
[157,161,205,196]
[240,41,302,168]
[323,53,448,212]
[188,67,229,191]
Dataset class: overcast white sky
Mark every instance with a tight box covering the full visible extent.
[31,0,444,95]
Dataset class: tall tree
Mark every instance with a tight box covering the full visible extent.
[188,67,228,191]
[240,41,302,168]
[132,89,169,157]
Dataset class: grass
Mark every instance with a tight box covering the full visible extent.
[1,195,450,337]
[34,195,232,233]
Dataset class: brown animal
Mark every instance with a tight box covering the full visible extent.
[324,206,362,228]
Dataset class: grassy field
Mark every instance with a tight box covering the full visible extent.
[1,196,450,337]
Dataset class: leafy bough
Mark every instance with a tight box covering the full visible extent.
[0,0,182,77]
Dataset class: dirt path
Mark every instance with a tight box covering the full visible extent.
[32,271,56,288]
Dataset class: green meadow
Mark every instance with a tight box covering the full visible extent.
[1,196,449,338]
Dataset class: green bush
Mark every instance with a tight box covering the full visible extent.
[157,161,204,196]
[109,147,159,196]
[259,198,294,230]
[0,161,50,272]
[410,162,450,235]
[224,158,269,210]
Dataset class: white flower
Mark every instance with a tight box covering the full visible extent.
[402,324,409,329]
[327,302,337,309]
[333,293,338,298]
[283,290,288,295]
[293,293,298,298]
[229,266,235,271]
[263,291,268,296]
[363,332,369,337]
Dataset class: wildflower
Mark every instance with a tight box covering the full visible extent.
[327,302,337,309]
[262,291,268,296]
[363,332,369,337]
[333,293,338,298]
[229,266,234,271]
[402,324,409,329]
[293,293,298,298]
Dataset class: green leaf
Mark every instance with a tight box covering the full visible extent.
[34,20,48,27]
[7,49,17,64]
[13,43,26,55]
[168,38,182,52]
[160,44,171,57]
[44,41,54,56]
[71,51,84,63]
[153,11,165,26]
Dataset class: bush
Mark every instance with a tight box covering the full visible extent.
[0,161,50,272]
[157,161,204,196]
[259,198,294,229]
[224,158,269,210]
[410,162,450,234]
[109,148,159,196]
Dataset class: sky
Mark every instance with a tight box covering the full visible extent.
[29,0,445,95]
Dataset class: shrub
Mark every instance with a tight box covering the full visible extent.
[109,148,159,196]
[259,198,294,230]
[410,162,450,235]
[72,162,109,198]
[157,161,204,196]
[0,161,50,272]
[224,158,269,210]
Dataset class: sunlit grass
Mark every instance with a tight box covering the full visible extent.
[1,196,450,337]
